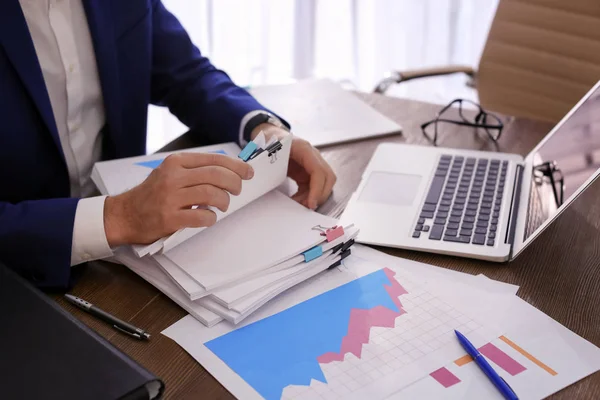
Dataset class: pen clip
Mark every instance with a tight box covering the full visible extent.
[113,325,142,340]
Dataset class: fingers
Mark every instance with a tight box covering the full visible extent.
[177,208,218,229]
[304,149,334,210]
[292,188,310,208]
[319,161,337,205]
[179,165,244,195]
[163,152,254,180]
[179,185,231,212]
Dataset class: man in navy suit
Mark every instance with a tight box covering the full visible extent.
[0,0,336,289]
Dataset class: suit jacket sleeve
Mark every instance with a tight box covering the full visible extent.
[0,199,78,289]
[149,0,274,144]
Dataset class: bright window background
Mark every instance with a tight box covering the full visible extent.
[147,0,500,152]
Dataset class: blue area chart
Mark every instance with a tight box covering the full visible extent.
[135,149,227,169]
[204,268,408,400]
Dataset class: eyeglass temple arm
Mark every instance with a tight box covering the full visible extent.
[373,65,476,94]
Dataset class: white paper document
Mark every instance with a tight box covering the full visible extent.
[114,248,223,327]
[249,79,402,147]
[163,245,600,400]
[92,136,292,257]
[161,190,340,291]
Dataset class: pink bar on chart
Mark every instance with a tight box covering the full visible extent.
[479,343,526,376]
[430,367,461,388]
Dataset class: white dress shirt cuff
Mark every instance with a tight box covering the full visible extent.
[71,196,114,266]
[238,110,267,147]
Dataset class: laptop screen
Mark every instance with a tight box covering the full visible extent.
[523,85,600,241]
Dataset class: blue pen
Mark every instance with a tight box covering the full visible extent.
[455,330,519,400]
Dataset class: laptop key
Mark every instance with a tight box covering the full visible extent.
[459,235,471,243]
[415,224,423,231]
[447,222,459,230]
[423,225,430,232]
[418,218,425,225]
[475,227,487,235]
[472,234,485,245]
[460,229,472,236]
[476,220,488,228]
[422,204,436,212]
[420,211,434,219]
[478,214,489,221]
[434,218,446,225]
[462,222,474,229]
[493,212,499,218]
[437,212,448,218]
[494,206,500,212]
[445,229,458,237]
[489,232,496,239]
[487,239,495,246]
[435,170,447,177]
[443,236,461,243]
[413,231,421,238]
[455,197,466,204]
[449,216,461,223]
[451,210,463,217]
[441,200,452,206]
[429,225,443,240]
[464,216,475,223]
[438,205,450,212]
[480,208,491,215]
[467,204,478,211]
[465,210,476,217]
[491,218,498,225]
[490,225,497,232]
[425,176,445,205]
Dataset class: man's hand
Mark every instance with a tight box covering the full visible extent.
[252,124,336,210]
[103,153,254,247]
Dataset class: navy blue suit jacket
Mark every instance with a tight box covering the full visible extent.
[0,0,273,288]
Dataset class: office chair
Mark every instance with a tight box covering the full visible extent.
[374,0,600,123]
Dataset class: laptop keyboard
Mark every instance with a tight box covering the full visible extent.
[413,155,508,246]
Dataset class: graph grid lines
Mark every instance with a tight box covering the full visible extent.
[281,271,484,400]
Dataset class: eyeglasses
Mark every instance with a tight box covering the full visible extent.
[533,161,564,208]
[421,99,504,146]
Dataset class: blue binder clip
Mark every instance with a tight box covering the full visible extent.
[303,245,323,262]
[238,141,258,161]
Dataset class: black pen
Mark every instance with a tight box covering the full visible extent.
[64,294,150,340]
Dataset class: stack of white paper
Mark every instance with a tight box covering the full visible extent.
[93,138,359,326]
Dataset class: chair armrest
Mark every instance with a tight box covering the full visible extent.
[373,65,476,93]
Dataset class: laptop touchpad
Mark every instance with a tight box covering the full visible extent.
[358,171,422,206]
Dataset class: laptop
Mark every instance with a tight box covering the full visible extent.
[341,80,600,262]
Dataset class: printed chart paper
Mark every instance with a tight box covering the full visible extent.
[163,248,505,400]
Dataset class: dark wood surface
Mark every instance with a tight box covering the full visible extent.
[54,93,600,399]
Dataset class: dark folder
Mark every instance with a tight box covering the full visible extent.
[0,262,164,399]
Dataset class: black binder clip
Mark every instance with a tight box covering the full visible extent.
[266,141,283,164]
[328,248,352,270]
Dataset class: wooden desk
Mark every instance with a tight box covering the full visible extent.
[56,94,600,399]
